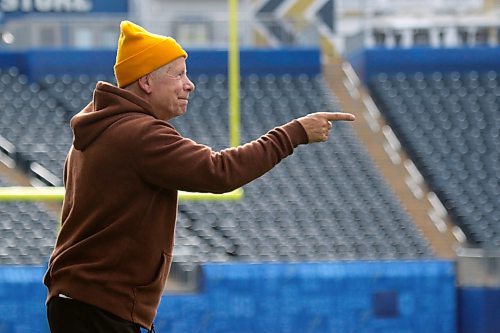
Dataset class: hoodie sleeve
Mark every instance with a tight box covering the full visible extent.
[133,118,308,193]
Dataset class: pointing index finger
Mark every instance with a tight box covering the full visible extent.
[321,112,356,122]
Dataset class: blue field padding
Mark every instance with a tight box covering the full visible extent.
[458,287,500,333]
[155,260,456,333]
[0,266,49,333]
[0,261,457,333]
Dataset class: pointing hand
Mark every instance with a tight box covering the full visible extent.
[297,112,355,143]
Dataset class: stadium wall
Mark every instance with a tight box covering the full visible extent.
[0,48,321,80]
[0,261,455,333]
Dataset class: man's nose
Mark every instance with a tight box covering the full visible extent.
[185,78,195,92]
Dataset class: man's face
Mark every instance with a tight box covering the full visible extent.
[149,57,195,120]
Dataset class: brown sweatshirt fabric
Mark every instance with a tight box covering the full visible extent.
[43,81,308,329]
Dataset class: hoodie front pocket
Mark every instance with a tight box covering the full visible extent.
[132,252,172,324]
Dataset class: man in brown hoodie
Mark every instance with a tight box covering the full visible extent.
[44,21,355,333]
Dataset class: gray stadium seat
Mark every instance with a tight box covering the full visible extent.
[0,69,434,268]
[370,70,500,249]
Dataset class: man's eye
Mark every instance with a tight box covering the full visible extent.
[167,71,186,80]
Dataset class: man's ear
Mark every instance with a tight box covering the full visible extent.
[137,74,153,94]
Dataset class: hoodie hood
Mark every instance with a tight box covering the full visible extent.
[71,82,156,151]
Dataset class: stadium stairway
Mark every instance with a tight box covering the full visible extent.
[323,58,458,259]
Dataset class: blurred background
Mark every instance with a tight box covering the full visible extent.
[0,0,499,332]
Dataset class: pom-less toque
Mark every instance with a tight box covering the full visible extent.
[113,20,187,88]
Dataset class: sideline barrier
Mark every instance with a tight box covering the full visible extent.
[0,260,456,333]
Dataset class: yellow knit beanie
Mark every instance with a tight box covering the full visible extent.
[114,21,187,88]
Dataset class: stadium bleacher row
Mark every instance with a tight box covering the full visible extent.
[0,175,56,264]
[0,67,434,270]
[369,70,500,249]
[0,68,72,182]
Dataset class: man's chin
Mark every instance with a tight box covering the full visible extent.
[163,108,187,121]
[177,107,187,117]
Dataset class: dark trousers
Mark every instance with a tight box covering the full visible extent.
[47,296,142,333]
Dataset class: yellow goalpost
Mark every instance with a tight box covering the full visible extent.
[0,0,243,202]
[0,187,243,202]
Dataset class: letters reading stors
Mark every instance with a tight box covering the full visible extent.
[0,0,92,12]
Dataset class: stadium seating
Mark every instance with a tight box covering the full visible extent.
[369,70,500,249]
[0,175,57,265]
[0,68,71,183]
[0,68,434,270]
[171,73,434,272]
